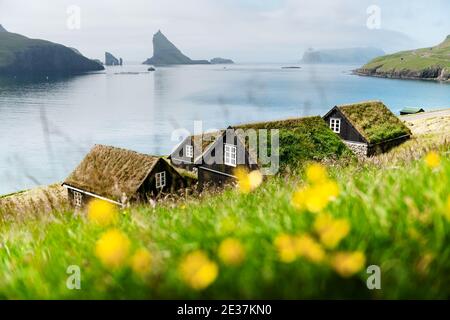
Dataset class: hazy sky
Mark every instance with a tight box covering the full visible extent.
[0,0,449,62]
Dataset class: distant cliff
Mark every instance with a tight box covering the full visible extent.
[210,57,234,64]
[301,47,385,64]
[143,30,210,66]
[105,52,121,66]
[0,25,104,76]
[355,36,450,82]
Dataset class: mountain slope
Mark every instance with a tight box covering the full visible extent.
[355,35,450,82]
[301,47,385,64]
[143,30,210,66]
[0,25,104,76]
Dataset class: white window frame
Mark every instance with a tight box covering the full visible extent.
[73,191,83,207]
[185,145,194,158]
[330,118,341,133]
[224,143,237,167]
[155,171,166,189]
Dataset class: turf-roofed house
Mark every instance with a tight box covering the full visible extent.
[169,130,225,172]
[183,116,349,188]
[63,145,186,208]
[323,101,412,157]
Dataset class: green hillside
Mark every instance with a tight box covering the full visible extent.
[0,25,104,75]
[356,35,450,81]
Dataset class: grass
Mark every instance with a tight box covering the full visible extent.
[240,116,353,169]
[339,101,412,144]
[359,35,450,76]
[0,135,448,299]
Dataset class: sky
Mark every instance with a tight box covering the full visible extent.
[0,0,449,63]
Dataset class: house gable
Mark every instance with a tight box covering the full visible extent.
[198,128,259,179]
[136,158,186,201]
[323,107,367,144]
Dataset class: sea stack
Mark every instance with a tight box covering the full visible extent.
[143,30,210,66]
[105,52,120,66]
[0,25,104,76]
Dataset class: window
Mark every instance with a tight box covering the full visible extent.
[185,145,194,158]
[73,191,83,208]
[330,118,341,133]
[224,144,237,167]
[155,171,166,188]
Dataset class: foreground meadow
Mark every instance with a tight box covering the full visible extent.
[0,136,449,299]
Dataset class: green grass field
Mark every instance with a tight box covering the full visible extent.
[0,136,449,299]
[359,35,450,75]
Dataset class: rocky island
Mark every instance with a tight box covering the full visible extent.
[301,47,385,64]
[143,30,210,66]
[0,25,104,76]
[210,57,234,64]
[355,35,450,82]
[105,52,122,66]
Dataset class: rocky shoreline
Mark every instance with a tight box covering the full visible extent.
[353,67,450,83]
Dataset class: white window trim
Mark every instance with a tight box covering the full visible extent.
[224,143,237,167]
[73,191,83,207]
[155,171,166,189]
[330,118,341,133]
[185,145,194,158]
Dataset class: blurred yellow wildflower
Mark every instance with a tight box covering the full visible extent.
[88,199,118,226]
[292,181,339,213]
[130,248,152,278]
[331,251,366,278]
[274,234,298,263]
[306,163,328,184]
[295,234,325,263]
[235,167,263,194]
[424,151,441,169]
[218,238,246,266]
[314,213,350,249]
[95,229,131,269]
[179,250,218,290]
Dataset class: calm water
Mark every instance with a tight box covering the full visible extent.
[0,63,449,194]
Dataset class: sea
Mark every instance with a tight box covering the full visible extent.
[0,63,449,195]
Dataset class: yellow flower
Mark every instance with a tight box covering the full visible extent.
[218,238,246,266]
[292,181,339,213]
[235,168,263,194]
[295,234,325,263]
[179,250,218,290]
[331,251,366,278]
[130,248,152,277]
[274,234,298,263]
[95,229,131,269]
[306,163,328,184]
[424,151,441,169]
[88,199,118,226]
[314,213,350,249]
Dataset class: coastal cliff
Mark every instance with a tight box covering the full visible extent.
[143,30,210,66]
[355,35,450,82]
[0,25,104,76]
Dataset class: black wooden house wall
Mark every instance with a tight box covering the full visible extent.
[323,108,367,143]
[198,130,259,188]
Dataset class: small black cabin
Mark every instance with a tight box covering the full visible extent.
[63,145,186,208]
[323,101,411,157]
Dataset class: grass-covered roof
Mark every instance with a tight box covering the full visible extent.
[337,101,411,144]
[64,145,160,201]
[233,116,352,168]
